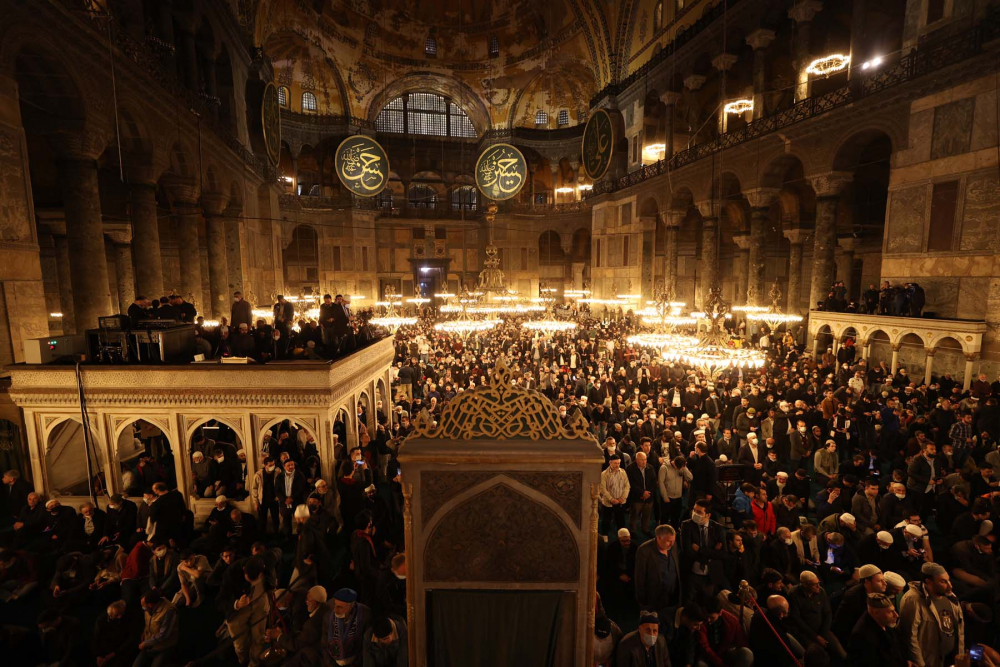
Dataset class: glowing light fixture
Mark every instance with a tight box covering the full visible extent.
[642,143,666,161]
[577,184,593,191]
[200,319,221,328]
[434,319,500,335]
[252,308,274,320]
[724,99,754,115]
[861,56,883,70]
[405,297,431,305]
[370,316,417,330]
[434,292,456,299]
[522,320,577,333]
[806,54,850,76]
[349,295,365,300]
[555,187,575,194]
[50,312,63,318]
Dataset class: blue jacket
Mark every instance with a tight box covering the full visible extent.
[732,488,753,522]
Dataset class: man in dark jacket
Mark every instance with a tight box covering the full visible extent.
[92,600,141,667]
[634,524,682,626]
[275,460,309,537]
[103,494,138,546]
[748,595,799,667]
[230,291,253,331]
[848,593,906,667]
[617,611,671,667]
[680,499,728,602]
[2,469,31,521]
[626,452,657,536]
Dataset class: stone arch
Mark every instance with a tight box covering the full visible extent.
[831,126,899,172]
[42,416,105,497]
[423,478,580,582]
[638,195,661,217]
[669,185,696,213]
[10,41,90,139]
[184,416,248,450]
[897,332,926,373]
[167,140,196,178]
[570,228,592,263]
[258,416,319,443]
[815,324,834,353]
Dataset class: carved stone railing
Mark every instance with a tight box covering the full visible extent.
[587,11,1000,198]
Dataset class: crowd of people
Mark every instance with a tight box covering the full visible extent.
[124,291,379,362]
[818,280,926,317]
[2,305,1000,666]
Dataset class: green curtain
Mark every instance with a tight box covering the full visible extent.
[429,590,571,667]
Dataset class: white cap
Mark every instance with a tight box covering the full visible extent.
[905,524,923,538]
[884,572,906,589]
[876,530,893,543]
[216,495,227,503]
[840,513,856,526]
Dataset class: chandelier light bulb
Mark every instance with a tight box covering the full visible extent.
[806,54,851,76]
[723,99,754,114]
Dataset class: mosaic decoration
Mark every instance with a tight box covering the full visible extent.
[638,8,648,42]
[581,108,613,180]
[348,61,377,103]
[475,143,527,201]
[410,356,593,441]
[335,135,389,197]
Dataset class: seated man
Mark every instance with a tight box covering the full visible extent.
[695,595,752,667]
[190,451,216,498]
[786,570,847,660]
[173,548,211,608]
[12,491,46,548]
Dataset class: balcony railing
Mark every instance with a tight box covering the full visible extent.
[588,9,1000,198]
[279,110,375,129]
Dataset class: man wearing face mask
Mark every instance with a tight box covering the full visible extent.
[848,592,906,667]
[147,538,179,599]
[251,456,279,536]
[592,615,623,667]
[681,499,727,602]
[617,610,670,666]
[362,614,408,667]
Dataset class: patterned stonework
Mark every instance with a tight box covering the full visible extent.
[424,482,580,583]
[960,171,1000,251]
[421,470,583,527]
[0,128,31,241]
[886,186,926,254]
[409,357,596,442]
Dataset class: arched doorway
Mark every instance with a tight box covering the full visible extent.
[45,419,103,497]
[189,420,246,500]
[117,419,177,496]
[262,418,322,485]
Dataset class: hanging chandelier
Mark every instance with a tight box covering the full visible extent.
[669,287,766,378]
[746,279,803,330]
[731,284,768,314]
[370,287,416,330]
[522,320,578,333]
[434,319,500,335]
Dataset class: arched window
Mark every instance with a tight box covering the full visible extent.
[489,35,500,58]
[451,185,478,211]
[535,110,548,126]
[302,91,317,112]
[377,189,393,212]
[557,109,570,126]
[655,2,663,31]
[278,86,288,107]
[375,93,477,137]
[425,37,437,57]
[408,184,438,209]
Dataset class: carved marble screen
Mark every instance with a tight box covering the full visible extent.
[398,358,603,667]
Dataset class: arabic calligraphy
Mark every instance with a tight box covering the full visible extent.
[335,136,389,197]
[582,109,613,180]
[475,143,526,201]
[262,83,281,165]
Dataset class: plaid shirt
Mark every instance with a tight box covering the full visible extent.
[949,420,973,449]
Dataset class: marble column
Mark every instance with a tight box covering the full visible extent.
[58,155,113,333]
[107,230,135,313]
[783,228,808,313]
[712,53,738,133]
[550,163,560,203]
[837,235,858,301]
[224,201,246,299]
[732,234,751,304]
[891,343,900,375]
[789,0,824,102]
[175,203,203,307]
[202,192,230,319]
[964,354,978,391]
[129,183,164,299]
[808,172,852,312]
[54,236,76,335]
[745,188,779,303]
[924,347,936,386]
[697,202,719,308]
[664,213,681,294]
[659,92,681,159]
[746,29,776,119]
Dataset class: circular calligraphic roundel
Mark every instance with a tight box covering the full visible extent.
[581,108,613,180]
[475,143,528,201]
[261,82,281,165]
[334,135,390,197]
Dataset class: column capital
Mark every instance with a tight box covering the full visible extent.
[809,171,852,198]
[54,127,108,163]
[891,343,902,352]
[711,53,739,72]
[745,29,776,51]
[162,174,200,206]
[837,235,860,252]
[924,347,937,357]
[788,0,823,23]
[683,74,706,91]
[745,187,780,209]
[695,200,719,218]
[105,227,133,245]
[664,210,685,228]
[965,352,980,362]
[783,228,810,245]
[659,91,682,106]
[733,233,752,251]
[201,191,229,217]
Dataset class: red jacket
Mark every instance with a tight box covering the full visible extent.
[751,499,776,536]
[696,609,748,667]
